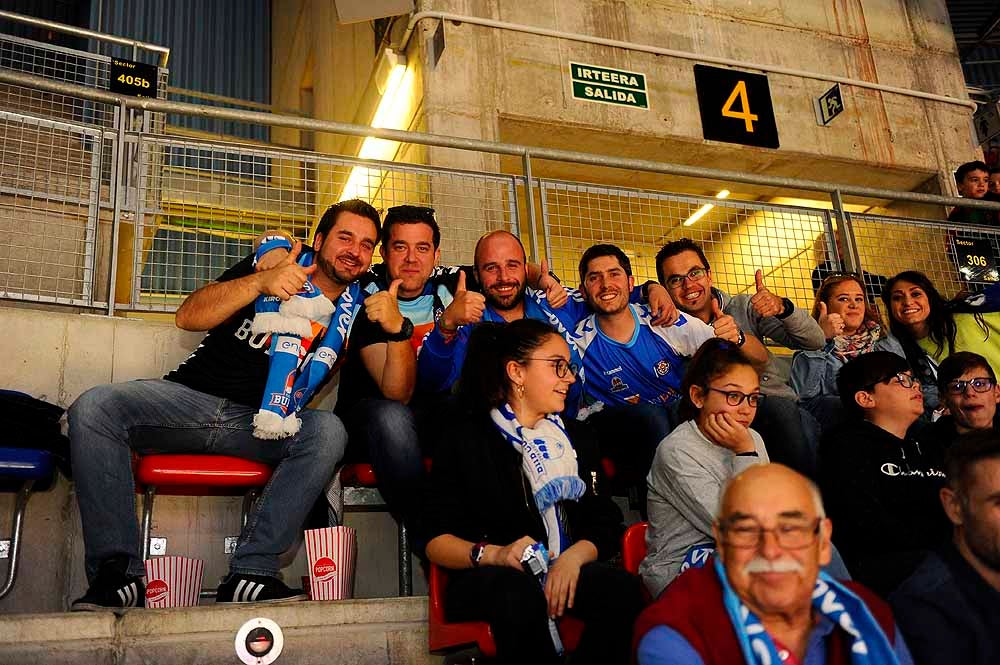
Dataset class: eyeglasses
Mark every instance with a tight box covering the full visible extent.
[665,267,708,289]
[719,517,822,549]
[867,372,918,391]
[526,357,579,378]
[707,387,765,407]
[945,377,996,395]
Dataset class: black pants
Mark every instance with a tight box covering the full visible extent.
[750,395,820,480]
[584,403,674,492]
[445,561,643,665]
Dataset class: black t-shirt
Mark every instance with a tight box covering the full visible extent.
[334,304,391,413]
[335,264,471,413]
[165,254,329,407]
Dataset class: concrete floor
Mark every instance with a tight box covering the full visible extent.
[0,596,441,665]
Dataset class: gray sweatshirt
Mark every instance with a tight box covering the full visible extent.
[715,288,825,400]
[639,419,769,598]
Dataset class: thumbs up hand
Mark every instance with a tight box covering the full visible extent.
[750,269,785,318]
[257,241,315,300]
[366,278,407,335]
[817,301,845,340]
[711,298,742,343]
[440,270,486,333]
[537,259,569,309]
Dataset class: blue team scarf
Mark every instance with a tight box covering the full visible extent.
[713,558,898,665]
[489,404,585,557]
[250,236,364,439]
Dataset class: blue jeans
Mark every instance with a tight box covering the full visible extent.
[68,379,346,582]
[341,398,429,524]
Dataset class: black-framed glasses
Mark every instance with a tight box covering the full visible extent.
[665,267,708,289]
[719,517,822,549]
[945,377,996,395]
[526,357,579,378]
[707,387,765,407]
[867,372,918,391]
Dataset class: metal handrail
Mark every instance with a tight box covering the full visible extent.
[396,10,979,112]
[0,9,170,67]
[1,66,998,214]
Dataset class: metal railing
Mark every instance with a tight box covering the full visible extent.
[2,67,1000,317]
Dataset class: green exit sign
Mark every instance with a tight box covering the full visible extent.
[570,62,649,110]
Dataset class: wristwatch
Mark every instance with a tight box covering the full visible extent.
[385,317,414,342]
[735,328,746,347]
[470,541,488,567]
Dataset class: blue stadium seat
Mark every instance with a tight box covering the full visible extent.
[0,446,54,600]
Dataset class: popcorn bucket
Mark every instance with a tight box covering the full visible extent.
[144,556,204,608]
[304,526,356,600]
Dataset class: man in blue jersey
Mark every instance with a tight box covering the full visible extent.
[573,244,770,490]
[417,230,679,416]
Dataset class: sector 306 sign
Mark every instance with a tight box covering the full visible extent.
[694,64,779,149]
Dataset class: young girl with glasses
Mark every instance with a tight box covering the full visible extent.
[640,338,771,598]
[421,319,642,665]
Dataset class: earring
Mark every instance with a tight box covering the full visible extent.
[515,383,525,398]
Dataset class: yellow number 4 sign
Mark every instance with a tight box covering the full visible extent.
[721,81,758,133]
[694,64,779,148]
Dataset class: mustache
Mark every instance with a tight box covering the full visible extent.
[742,557,804,575]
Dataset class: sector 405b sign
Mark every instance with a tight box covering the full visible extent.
[570,62,649,110]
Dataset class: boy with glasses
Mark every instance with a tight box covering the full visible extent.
[819,352,951,595]
[656,238,826,478]
[919,353,999,455]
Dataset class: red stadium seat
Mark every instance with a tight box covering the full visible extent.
[135,455,273,596]
[428,563,584,658]
[622,521,649,575]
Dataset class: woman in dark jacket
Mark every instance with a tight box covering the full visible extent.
[421,319,642,665]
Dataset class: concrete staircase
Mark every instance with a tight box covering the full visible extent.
[0,597,442,665]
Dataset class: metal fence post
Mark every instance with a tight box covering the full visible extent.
[830,189,861,274]
[522,151,540,260]
[106,100,128,316]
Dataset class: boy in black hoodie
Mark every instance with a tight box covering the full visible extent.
[819,351,951,596]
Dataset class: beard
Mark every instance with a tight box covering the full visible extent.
[963,511,1000,573]
[485,281,526,311]
[316,251,362,286]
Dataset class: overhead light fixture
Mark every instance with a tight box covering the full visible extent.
[340,49,413,201]
[683,190,730,227]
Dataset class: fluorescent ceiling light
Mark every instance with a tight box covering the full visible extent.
[682,189,730,227]
[340,50,413,201]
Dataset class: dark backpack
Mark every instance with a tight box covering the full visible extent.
[0,390,71,480]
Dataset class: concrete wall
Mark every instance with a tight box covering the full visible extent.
[0,305,422,614]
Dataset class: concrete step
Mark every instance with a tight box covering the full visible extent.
[0,596,442,665]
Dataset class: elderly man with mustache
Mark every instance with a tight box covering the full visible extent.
[634,464,915,665]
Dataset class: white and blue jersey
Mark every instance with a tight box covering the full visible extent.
[572,304,715,416]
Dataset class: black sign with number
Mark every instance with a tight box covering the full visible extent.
[109,57,158,97]
[693,64,779,149]
[952,235,999,283]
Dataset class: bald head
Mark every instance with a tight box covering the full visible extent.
[474,230,526,268]
[721,464,825,521]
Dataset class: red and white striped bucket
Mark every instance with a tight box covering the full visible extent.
[304,526,356,600]
[143,556,204,608]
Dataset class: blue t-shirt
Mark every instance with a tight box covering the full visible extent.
[572,305,715,416]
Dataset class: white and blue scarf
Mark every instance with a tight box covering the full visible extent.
[251,236,364,439]
[714,558,898,665]
[489,404,585,558]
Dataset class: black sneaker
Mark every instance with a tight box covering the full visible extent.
[71,558,145,612]
[215,574,307,604]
